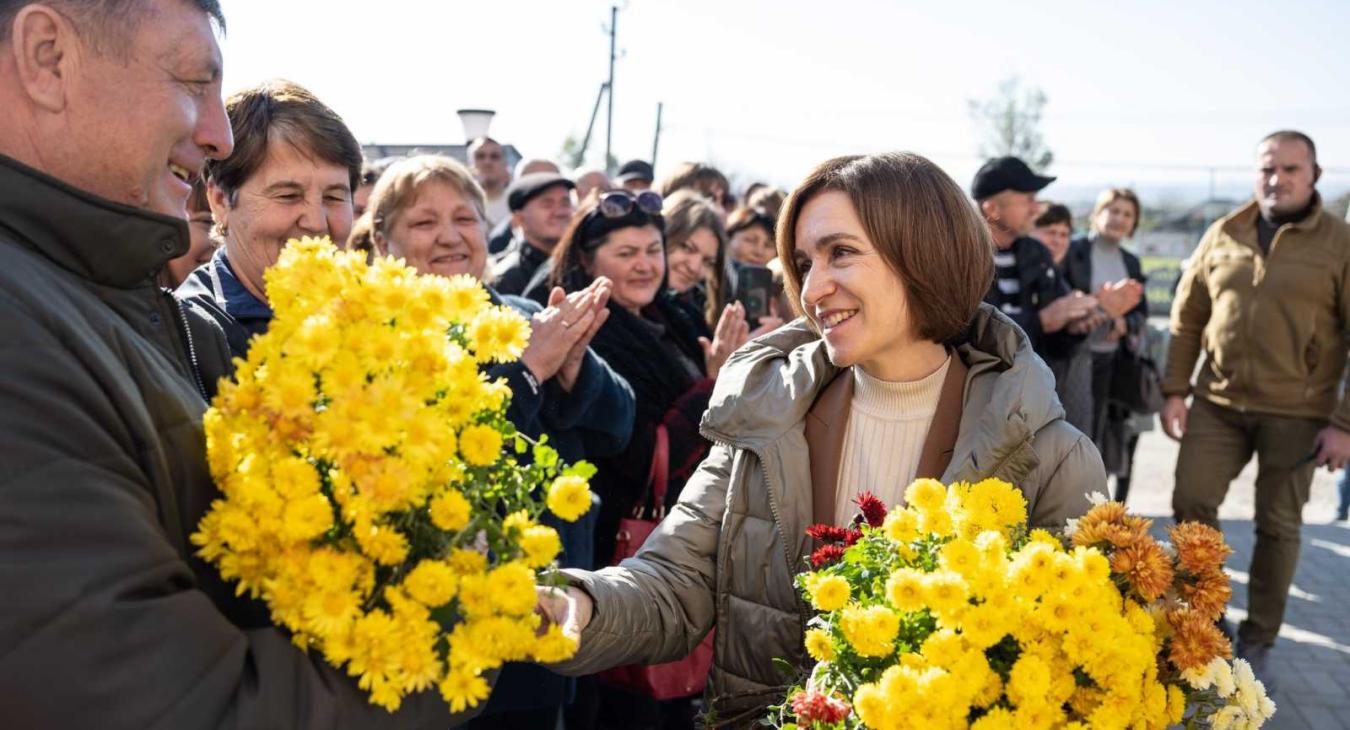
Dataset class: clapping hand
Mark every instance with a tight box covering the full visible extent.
[700,302,751,381]
[1095,278,1145,319]
[519,279,611,388]
[554,278,612,392]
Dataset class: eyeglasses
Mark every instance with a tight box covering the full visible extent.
[597,190,663,219]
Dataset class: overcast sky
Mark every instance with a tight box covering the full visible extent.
[218,0,1350,203]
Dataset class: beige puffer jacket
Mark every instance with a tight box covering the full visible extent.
[553,304,1104,726]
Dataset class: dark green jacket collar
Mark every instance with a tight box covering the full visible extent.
[0,154,189,288]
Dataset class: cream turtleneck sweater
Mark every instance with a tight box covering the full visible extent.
[833,356,951,525]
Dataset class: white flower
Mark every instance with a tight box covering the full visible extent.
[1087,491,1109,506]
[1213,659,1237,698]
[1258,693,1276,720]
[1182,662,1215,690]
[1064,517,1080,538]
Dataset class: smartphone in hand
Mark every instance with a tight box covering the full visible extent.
[735,264,774,324]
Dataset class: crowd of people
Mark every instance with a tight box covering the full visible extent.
[3,1,1349,728]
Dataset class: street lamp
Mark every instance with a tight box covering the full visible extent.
[456,109,495,142]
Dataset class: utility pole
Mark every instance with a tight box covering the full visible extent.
[651,102,663,170]
[605,5,617,175]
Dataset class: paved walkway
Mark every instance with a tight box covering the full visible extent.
[1126,430,1350,730]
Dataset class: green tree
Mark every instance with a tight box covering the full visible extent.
[967,76,1054,172]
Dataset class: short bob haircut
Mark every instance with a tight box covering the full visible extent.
[777,152,994,345]
[206,79,363,203]
[366,154,486,238]
[663,189,730,326]
[1089,187,1142,237]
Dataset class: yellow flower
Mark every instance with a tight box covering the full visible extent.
[1007,653,1052,707]
[428,489,473,532]
[439,664,491,713]
[804,628,835,662]
[806,574,850,612]
[486,561,537,617]
[448,548,488,576]
[882,508,920,545]
[280,493,334,543]
[458,424,503,466]
[838,605,900,657]
[532,622,579,663]
[520,525,562,568]
[355,521,409,566]
[301,589,362,639]
[904,478,947,513]
[403,560,458,607]
[922,570,970,617]
[885,568,926,612]
[441,274,492,322]
[467,306,530,363]
[547,475,592,522]
[938,537,981,577]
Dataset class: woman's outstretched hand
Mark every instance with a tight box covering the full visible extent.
[536,585,594,648]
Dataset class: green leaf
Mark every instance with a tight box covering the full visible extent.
[532,443,560,469]
[563,461,598,480]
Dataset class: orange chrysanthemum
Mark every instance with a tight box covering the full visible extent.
[1080,501,1129,528]
[1073,520,1143,551]
[1180,568,1232,621]
[1166,607,1232,671]
[1110,538,1175,602]
[1169,522,1233,576]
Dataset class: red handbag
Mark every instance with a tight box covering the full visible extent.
[600,424,715,701]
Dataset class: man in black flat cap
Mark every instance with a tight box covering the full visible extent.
[973,156,1100,362]
[615,159,654,192]
[490,172,577,296]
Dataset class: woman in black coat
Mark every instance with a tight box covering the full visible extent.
[1062,188,1149,502]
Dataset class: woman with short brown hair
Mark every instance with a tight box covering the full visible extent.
[537,152,1103,725]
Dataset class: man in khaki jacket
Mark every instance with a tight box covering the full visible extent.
[1162,130,1350,685]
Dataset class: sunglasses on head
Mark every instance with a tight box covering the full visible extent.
[597,190,663,219]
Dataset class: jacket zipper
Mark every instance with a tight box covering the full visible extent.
[168,295,209,401]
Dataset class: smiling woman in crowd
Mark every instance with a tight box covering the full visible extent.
[537,152,1102,726]
[177,79,361,358]
[661,188,731,331]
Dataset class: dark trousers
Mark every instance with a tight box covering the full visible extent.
[1172,397,1322,645]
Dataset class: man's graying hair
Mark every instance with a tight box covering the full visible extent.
[0,0,225,54]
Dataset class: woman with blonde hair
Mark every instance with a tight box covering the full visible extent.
[1062,187,1149,501]
[537,152,1102,726]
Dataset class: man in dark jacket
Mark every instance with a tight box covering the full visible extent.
[489,173,575,296]
[0,1,474,726]
[973,156,1099,367]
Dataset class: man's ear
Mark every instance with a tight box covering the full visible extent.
[11,5,76,113]
[1313,164,1323,185]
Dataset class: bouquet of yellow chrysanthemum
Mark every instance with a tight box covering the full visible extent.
[766,480,1274,730]
[191,237,594,714]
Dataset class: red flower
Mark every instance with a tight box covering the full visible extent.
[790,690,851,724]
[855,491,887,528]
[810,544,846,567]
[844,529,862,546]
[806,524,852,543]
